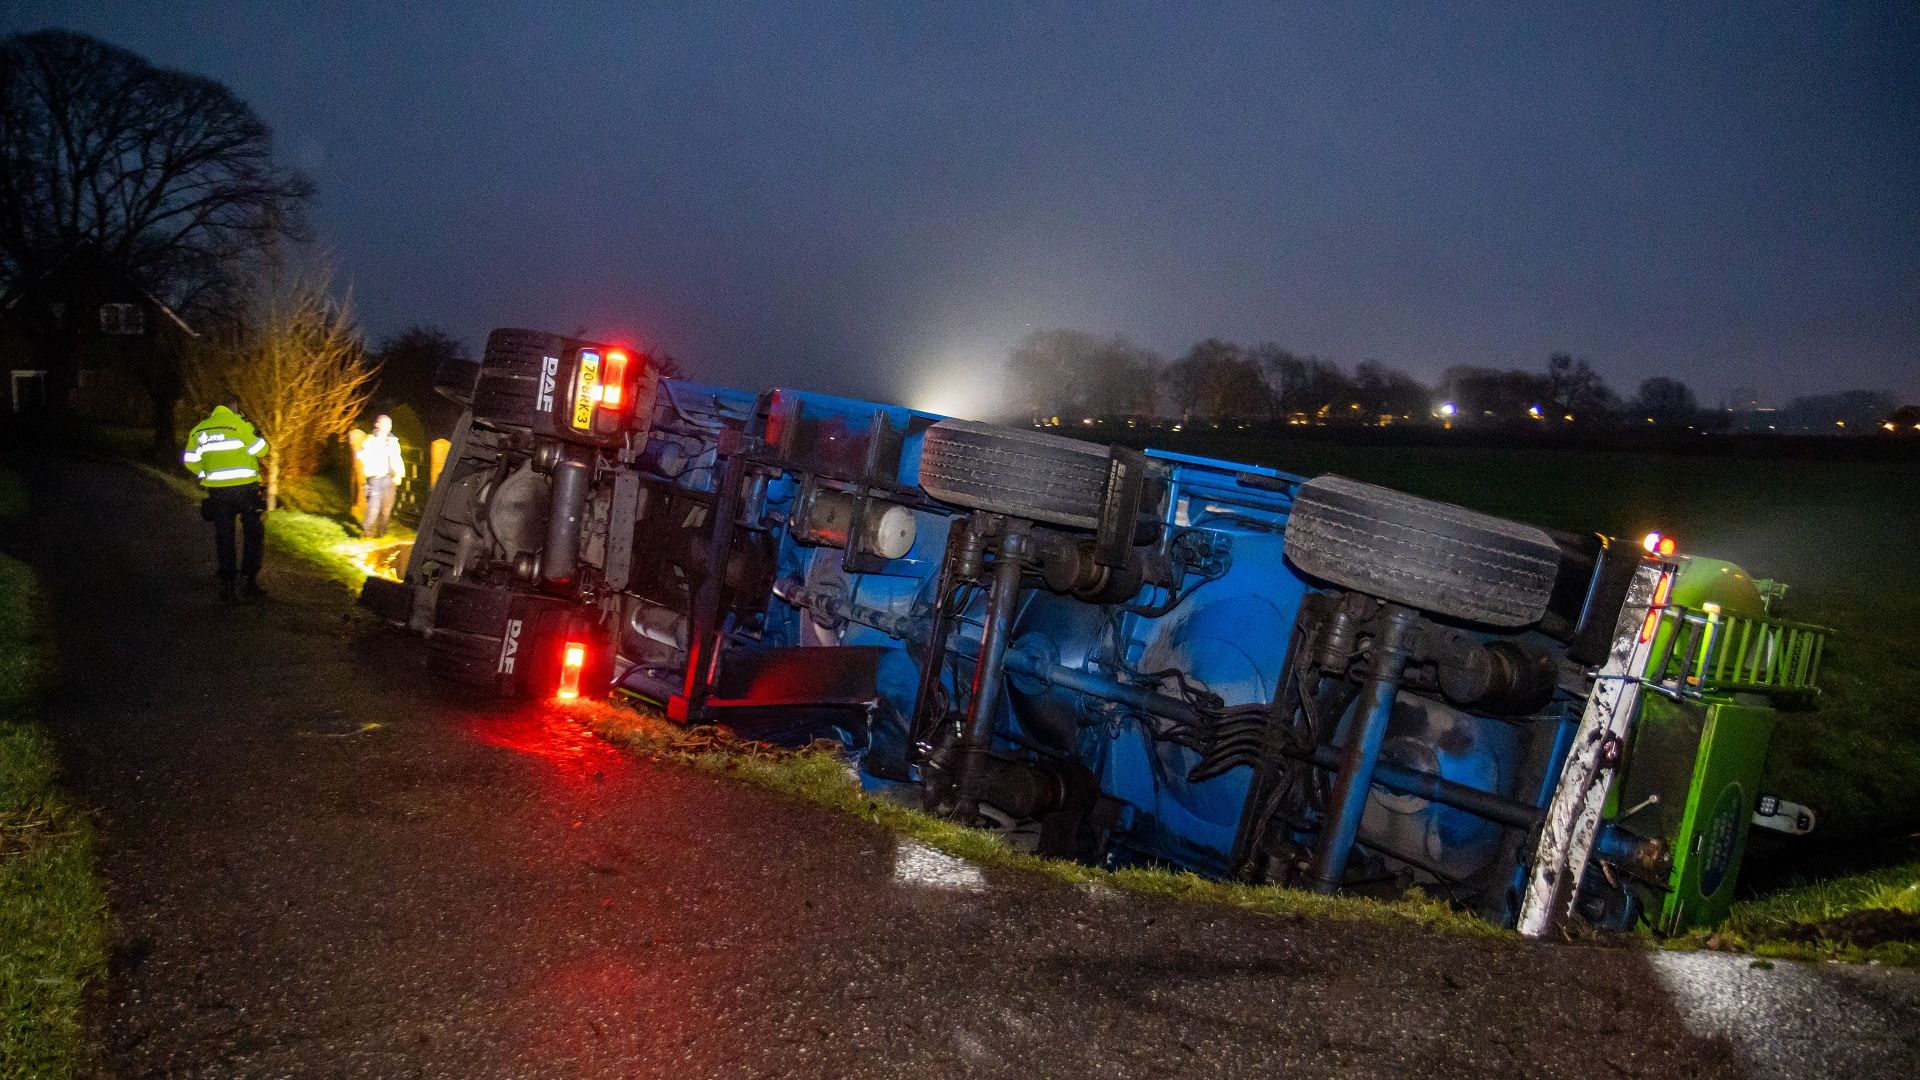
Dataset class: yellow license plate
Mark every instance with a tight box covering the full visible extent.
[570,351,601,430]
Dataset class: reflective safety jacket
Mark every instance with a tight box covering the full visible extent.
[183,406,270,488]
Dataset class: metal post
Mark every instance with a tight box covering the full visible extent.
[677,450,746,717]
[906,520,973,758]
[1310,603,1419,894]
[953,527,1027,808]
[960,528,1027,754]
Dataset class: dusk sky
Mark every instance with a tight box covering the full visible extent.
[8,2,1917,413]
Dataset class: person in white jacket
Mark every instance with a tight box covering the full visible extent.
[356,415,407,538]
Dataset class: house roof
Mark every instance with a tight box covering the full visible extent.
[0,249,200,337]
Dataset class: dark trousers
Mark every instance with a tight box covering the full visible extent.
[362,476,396,538]
[205,484,265,580]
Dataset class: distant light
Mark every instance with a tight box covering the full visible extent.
[1171,423,1183,432]
[1835,420,1846,428]
[1438,402,1457,417]
[1887,422,1899,431]
[908,352,1004,419]
[1527,404,1542,419]
[1081,417,1095,425]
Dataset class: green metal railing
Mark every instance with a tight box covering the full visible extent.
[1646,605,1828,701]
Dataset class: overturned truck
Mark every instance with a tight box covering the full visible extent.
[366,327,1827,937]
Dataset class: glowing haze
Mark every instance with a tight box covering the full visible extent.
[7,2,1917,409]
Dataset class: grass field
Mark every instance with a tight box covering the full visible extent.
[0,468,108,1079]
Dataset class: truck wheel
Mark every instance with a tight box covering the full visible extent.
[471,328,568,430]
[433,355,480,405]
[425,579,575,697]
[917,420,1111,529]
[1283,475,1562,628]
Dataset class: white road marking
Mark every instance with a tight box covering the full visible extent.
[892,839,987,892]
[1648,950,1920,1079]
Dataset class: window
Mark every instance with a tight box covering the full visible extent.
[99,302,146,335]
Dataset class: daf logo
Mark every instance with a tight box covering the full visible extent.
[498,617,523,674]
[536,355,559,412]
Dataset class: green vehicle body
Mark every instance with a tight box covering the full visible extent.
[1609,556,1828,932]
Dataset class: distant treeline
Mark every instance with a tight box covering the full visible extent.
[1000,328,1903,432]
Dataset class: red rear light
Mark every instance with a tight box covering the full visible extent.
[557,641,586,699]
[600,350,628,410]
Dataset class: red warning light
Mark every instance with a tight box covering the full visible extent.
[1641,531,1679,557]
[557,641,586,700]
[600,350,629,410]
[1640,570,1676,642]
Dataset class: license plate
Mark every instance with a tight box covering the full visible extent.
[570,351,601,431]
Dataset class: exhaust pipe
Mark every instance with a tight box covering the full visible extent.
[541,448,590,585]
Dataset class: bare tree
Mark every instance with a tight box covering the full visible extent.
[369,324,466,436]
[1004,328,1157,421]
[1162,339,1266,421]
[1546,353,1618,418]
[0,29,311,438]
[187,269,371,509]
[1633,376,1699,423]
[1250,343,1304,418]
[1352,361,1429,418]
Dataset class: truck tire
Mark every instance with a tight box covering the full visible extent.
[471,328,568,430]
[434,355,480,405]
[1283,475,1561,628]
[918,420,1111,529]
[424,579,575,697]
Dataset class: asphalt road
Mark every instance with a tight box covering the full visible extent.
[8,455,1918,1079]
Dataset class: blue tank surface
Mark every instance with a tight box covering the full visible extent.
[604,392,1581,914]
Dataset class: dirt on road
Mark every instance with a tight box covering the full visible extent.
[6,454,1917,1079]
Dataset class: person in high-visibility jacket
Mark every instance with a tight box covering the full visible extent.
[183,397,271,601]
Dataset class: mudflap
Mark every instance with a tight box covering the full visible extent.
[358,576,415,625]
[688,645,890,745]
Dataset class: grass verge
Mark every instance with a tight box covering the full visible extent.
[127,459,404,591]
[0,469,109,1079]
[574,695,1920,963]
[568,696,1501,938]
[1674,858,1920,965]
